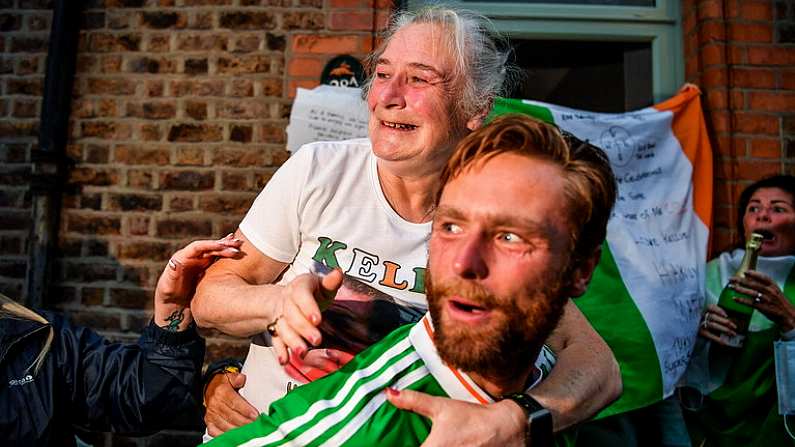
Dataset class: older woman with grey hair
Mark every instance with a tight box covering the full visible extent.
[194,6,621,444]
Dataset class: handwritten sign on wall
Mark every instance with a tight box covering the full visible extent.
[286,85,369,153]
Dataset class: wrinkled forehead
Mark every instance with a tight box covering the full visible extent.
[380,23,458,75]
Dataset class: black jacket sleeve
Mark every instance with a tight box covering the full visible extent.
[53,314,205,434]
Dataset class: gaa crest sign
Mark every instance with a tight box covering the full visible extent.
[320,55,365,88]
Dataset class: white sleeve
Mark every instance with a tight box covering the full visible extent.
[238,146,314,263]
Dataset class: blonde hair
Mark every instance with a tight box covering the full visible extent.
[0,293,53,375]
[440,114,617,264]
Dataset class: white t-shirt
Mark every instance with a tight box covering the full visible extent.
[239,138,430,307]
[236,138,432,413]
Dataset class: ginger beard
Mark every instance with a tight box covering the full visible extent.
[425,267,570,382]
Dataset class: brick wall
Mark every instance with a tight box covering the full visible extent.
[682,0,795,253]
[0,0,49,300]
[0,0,392,445]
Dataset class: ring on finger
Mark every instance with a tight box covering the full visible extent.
[702,312,710,328]
[754,291,763,304]
[267,316,281,337]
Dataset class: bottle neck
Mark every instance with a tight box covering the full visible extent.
[737,246,760,275]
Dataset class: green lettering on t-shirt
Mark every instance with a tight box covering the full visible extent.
[410,267,426,293]
[311,237,347,269]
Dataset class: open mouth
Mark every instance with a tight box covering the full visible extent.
[381,120,417,131]
[446,297,491,323]
[752,229,776,241]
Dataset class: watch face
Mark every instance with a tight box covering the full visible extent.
[528,408,553,447]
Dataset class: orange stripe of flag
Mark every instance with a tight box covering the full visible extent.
[653,84,713,232]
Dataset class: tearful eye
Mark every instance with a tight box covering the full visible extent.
[442,222,462,234]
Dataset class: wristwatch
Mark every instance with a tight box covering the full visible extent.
[501,393,553,447]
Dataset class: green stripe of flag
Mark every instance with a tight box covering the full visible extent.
[575,242,662,418]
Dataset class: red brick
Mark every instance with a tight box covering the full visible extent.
[156,218,212,238]
[702,66,727,87]
[748,47,795,65]
[221,172,250,191]
[287,57,324,77]
[184,101,207,120]
[292,34,362,54]
[86,78,137,95]
[740,1,773,20]
[89,33,141,52]
[81,121,132,140]
[260,78,282,97]
[216,55,271,75]
[217,100,268,119]
[782,70,795,90]
[697,20,726,45]
[232,35,261,53]
[176,34,227,51]
[118,241,172,261]
[127,216,151,236]
[728,23,773,43]
[329,11,374,31]
[219,11,276,30]
[159,170,215,190]
[169,196,195,212]
[732,112,780,135]
[110,287,150,309]
[700,44,725,67]
[708,110,730,133]
[127,169,153,189]
[175,147,205,165]
[66,214,121,236]
[229,79,254,97]
[329,0,367,6]
[68,167,120,186]
[213,148,266,167]
[748,91,795,112]
[125,101,176,119]
[749,138,782,158]
[167,123,223,142]
[737,159,782,180]
[146,35,170,52]
[114,145,170,165]
[199,195,255,214]
[697,0,724,20]
[140,11,186,29]
[283,11,325,30]
[730,67,776,88]
[108,193,163,211]
[139,123,163,141]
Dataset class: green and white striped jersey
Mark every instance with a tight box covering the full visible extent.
[206,314,557,447]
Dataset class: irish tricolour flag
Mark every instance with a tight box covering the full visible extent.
[491,85,713,416]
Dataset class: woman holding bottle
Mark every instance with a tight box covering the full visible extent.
[683,175,795,446]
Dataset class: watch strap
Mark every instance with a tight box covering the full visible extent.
[502,393,553,447]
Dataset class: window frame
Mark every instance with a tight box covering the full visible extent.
[406,0,684,104]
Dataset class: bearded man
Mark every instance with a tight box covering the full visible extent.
[204,113,618,447]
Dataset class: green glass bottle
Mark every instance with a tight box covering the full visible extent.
[716,232,764,348]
